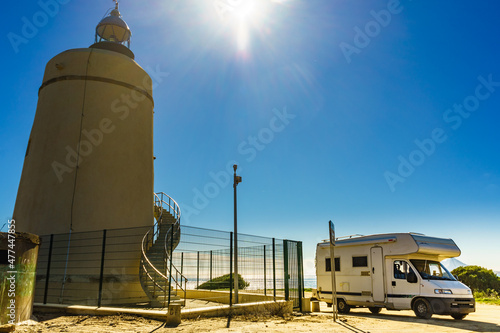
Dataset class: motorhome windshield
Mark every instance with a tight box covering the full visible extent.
[410,259,456,281]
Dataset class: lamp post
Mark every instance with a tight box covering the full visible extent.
[233,164,242,303]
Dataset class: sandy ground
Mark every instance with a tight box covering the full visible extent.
[11,303,500,333]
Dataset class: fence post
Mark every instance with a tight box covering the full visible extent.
[272,238,276,301]
[180,252,184,276]
[97,229,107,307]
[210,250,213,290]
[283,239,289,301]
[263,245,266,296]
[43,234,54,304]
[181,252,185,303]
[153,270,157,298]
[229,232,233,306]
[297,241,304,312]
[168,226,174,307]
[196,251,200,289]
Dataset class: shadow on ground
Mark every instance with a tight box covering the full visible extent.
[337,309,500,332]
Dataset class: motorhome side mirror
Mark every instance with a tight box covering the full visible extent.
[454,275,459,280]
[407,272,418,283]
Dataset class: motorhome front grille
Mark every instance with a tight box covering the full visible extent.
[451,303,474,308]
[451,299,475,309]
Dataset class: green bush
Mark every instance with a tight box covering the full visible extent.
[474,289,500,305]
[474,289,499,299]
[197,273,249,290]
[452,266,500,293]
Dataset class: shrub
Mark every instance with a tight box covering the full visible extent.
[452,265,500,293]
[474,289,499,299]
[197,274,249,290]
[474,289,500,305]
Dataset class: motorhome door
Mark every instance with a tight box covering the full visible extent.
[389,260,420,309]
[370,247,385,302]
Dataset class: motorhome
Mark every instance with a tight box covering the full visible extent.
[313,233,475,319]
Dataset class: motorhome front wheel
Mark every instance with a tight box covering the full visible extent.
[451,313,467,320]
[413,299,433,319]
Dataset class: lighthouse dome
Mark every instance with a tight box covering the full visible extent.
[95,4,131,47]
[92,2,134,58]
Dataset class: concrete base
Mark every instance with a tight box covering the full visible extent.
[181,300,293,319]
[301,298,311,312]
[165,304,181,327]
[34,300,293,320]
[180,289,285,305]
[311,301,320,312]
[33,303,169,321]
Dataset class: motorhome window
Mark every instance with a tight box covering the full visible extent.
[352,256,368,267]
[393,260,415,279]
[325,257,340,272]
[410,259,455,281]
[394,261,406,279]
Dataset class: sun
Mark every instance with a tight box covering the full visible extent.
[234,1,258,20]
[219,0,270,51]
[211,0,284,53]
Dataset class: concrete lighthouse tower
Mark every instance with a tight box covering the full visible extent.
[13,2,154,236]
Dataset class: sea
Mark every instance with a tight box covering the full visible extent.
[304,277,316,289]
[186,276,317,290]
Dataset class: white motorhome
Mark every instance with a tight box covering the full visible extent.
[314,233,475,319]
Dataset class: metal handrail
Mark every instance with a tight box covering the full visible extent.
[139,192,187,307]
[164,223,186,290]
[140,233,167,284]
[156,192,188,289]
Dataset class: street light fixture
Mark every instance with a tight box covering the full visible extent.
[233,164,242,303]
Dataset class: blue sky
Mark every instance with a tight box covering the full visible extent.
[1,0,500,274]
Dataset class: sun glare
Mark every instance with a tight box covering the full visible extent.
[235,2,257,20]
[227,0,269,52]
[212,0,285,53]
[237,22,250,51]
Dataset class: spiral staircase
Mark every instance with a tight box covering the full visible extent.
[139,192,187,307]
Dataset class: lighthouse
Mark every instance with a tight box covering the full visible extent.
[13,2,155,236]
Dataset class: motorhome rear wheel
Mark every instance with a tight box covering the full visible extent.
[338,299,351,314]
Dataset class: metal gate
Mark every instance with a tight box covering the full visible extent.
[283,240,304,311]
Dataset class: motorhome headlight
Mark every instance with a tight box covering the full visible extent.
[434,289,452,294]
